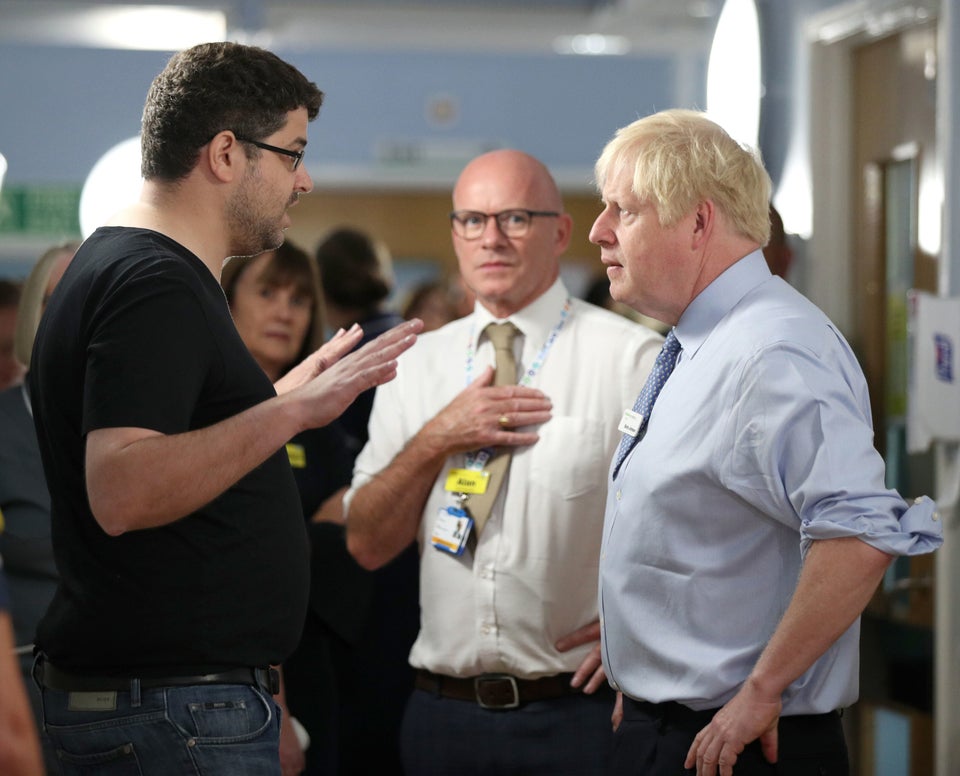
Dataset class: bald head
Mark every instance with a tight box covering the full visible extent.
[450,149,571,319]
[453,150,563,213]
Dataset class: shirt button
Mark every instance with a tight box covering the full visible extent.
[616,490,622,501]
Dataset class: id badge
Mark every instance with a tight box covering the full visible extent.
[618,408,643,437]
[431,506,473,556]
[444,468,490,495]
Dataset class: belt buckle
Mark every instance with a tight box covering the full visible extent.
[474,674,520,710]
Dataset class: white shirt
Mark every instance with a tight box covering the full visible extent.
[349,278,662,678]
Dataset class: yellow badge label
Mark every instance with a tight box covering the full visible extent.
[444,468,490,495]
[286,443,306,469]
[0,506,5,534]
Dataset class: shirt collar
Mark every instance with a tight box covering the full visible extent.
[674,249,770,358]
[471,276,570,351]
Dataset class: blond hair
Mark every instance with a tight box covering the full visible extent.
[595,109,771,245]
[14,241,80,367]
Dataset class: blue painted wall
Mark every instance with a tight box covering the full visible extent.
[0,42,692,187]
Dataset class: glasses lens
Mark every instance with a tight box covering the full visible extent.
[452,211,485,239]
[496,210,532,237]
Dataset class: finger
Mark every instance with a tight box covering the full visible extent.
[718,743,739,776]
[466,365,495,389]
[569,646,602,688]
[581,665,608,694]
[760,727,778,764]
[685,729,706,770]
[611,692,624,732]
[556,621,601,651]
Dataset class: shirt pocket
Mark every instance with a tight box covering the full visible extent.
[528,416,606,500]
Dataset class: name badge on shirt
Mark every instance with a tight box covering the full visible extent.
[431,506,473,556]
[444,468,490,495]
[618,409,643,437]
[285,443,306,469]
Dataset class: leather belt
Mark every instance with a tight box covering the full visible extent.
[415,669,583,710]
[34,657,279,695]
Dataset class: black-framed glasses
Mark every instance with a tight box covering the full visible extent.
[450,209,560,240]
[234,135,305,171]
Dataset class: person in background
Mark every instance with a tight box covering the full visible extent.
[762,203,793,280]
[448,270,476,319]
[28,41,419,775]
[0,560,44,776]
[316,227,404,456]
[401,280,457,333]
[346,149,663,776]
[0,240,78,773]
[0,279,25,390]
[313,226,419,775]
[221,241,355,774]
[591,108,942,776]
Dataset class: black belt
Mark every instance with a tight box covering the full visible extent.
[34,657,279,695]
[415,669,588,710]
[623,696,841,732]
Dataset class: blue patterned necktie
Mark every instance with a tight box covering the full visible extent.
[612,330,681,478]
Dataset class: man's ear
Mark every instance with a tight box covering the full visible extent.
[690,199,716,248]
[205,131,245,183]
[553,212,574,256]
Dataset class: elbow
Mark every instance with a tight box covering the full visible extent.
[89,500,131,537]
[345,525,386,571]
[87,486,140,536]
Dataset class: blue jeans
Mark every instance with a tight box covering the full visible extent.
[38,681,281,775]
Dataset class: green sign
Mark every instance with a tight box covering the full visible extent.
[0,185,82,236]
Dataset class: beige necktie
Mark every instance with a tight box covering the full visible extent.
[467,322,520,536]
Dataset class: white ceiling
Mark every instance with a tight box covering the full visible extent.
[0,0,721,57]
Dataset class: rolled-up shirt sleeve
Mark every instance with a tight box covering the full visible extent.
[725,333,943,559]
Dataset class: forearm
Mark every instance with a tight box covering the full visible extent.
[87,392,304,535]
[346,430,450,570]
[748,536,893,700]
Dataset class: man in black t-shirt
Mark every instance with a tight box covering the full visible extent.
[29,42,420,775]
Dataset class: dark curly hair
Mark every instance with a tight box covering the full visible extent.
[141,42,324,181]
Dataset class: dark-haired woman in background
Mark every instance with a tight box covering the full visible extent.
[222,241,355,776]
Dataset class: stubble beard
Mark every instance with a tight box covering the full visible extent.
[226,171,285,259]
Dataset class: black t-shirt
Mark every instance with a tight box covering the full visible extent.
[30,227,309,674]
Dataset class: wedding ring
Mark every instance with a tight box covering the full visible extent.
[498,415,510,427]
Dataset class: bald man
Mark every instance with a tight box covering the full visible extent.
[346,150,663,775]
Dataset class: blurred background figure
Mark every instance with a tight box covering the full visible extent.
[221,242,326,383]
[448,270,476,320]
[401,280,457,332]
[763,203,794,280]
[316,227,404,457]
[0,561,44,776]
[313,226,419,776]
[0,279,25,391]
[221,240,355,773]
[0,240,79,773]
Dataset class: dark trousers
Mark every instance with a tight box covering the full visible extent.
[401,686,615,776]
[610,697,849,776]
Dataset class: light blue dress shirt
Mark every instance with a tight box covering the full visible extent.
[599,250,943,715]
